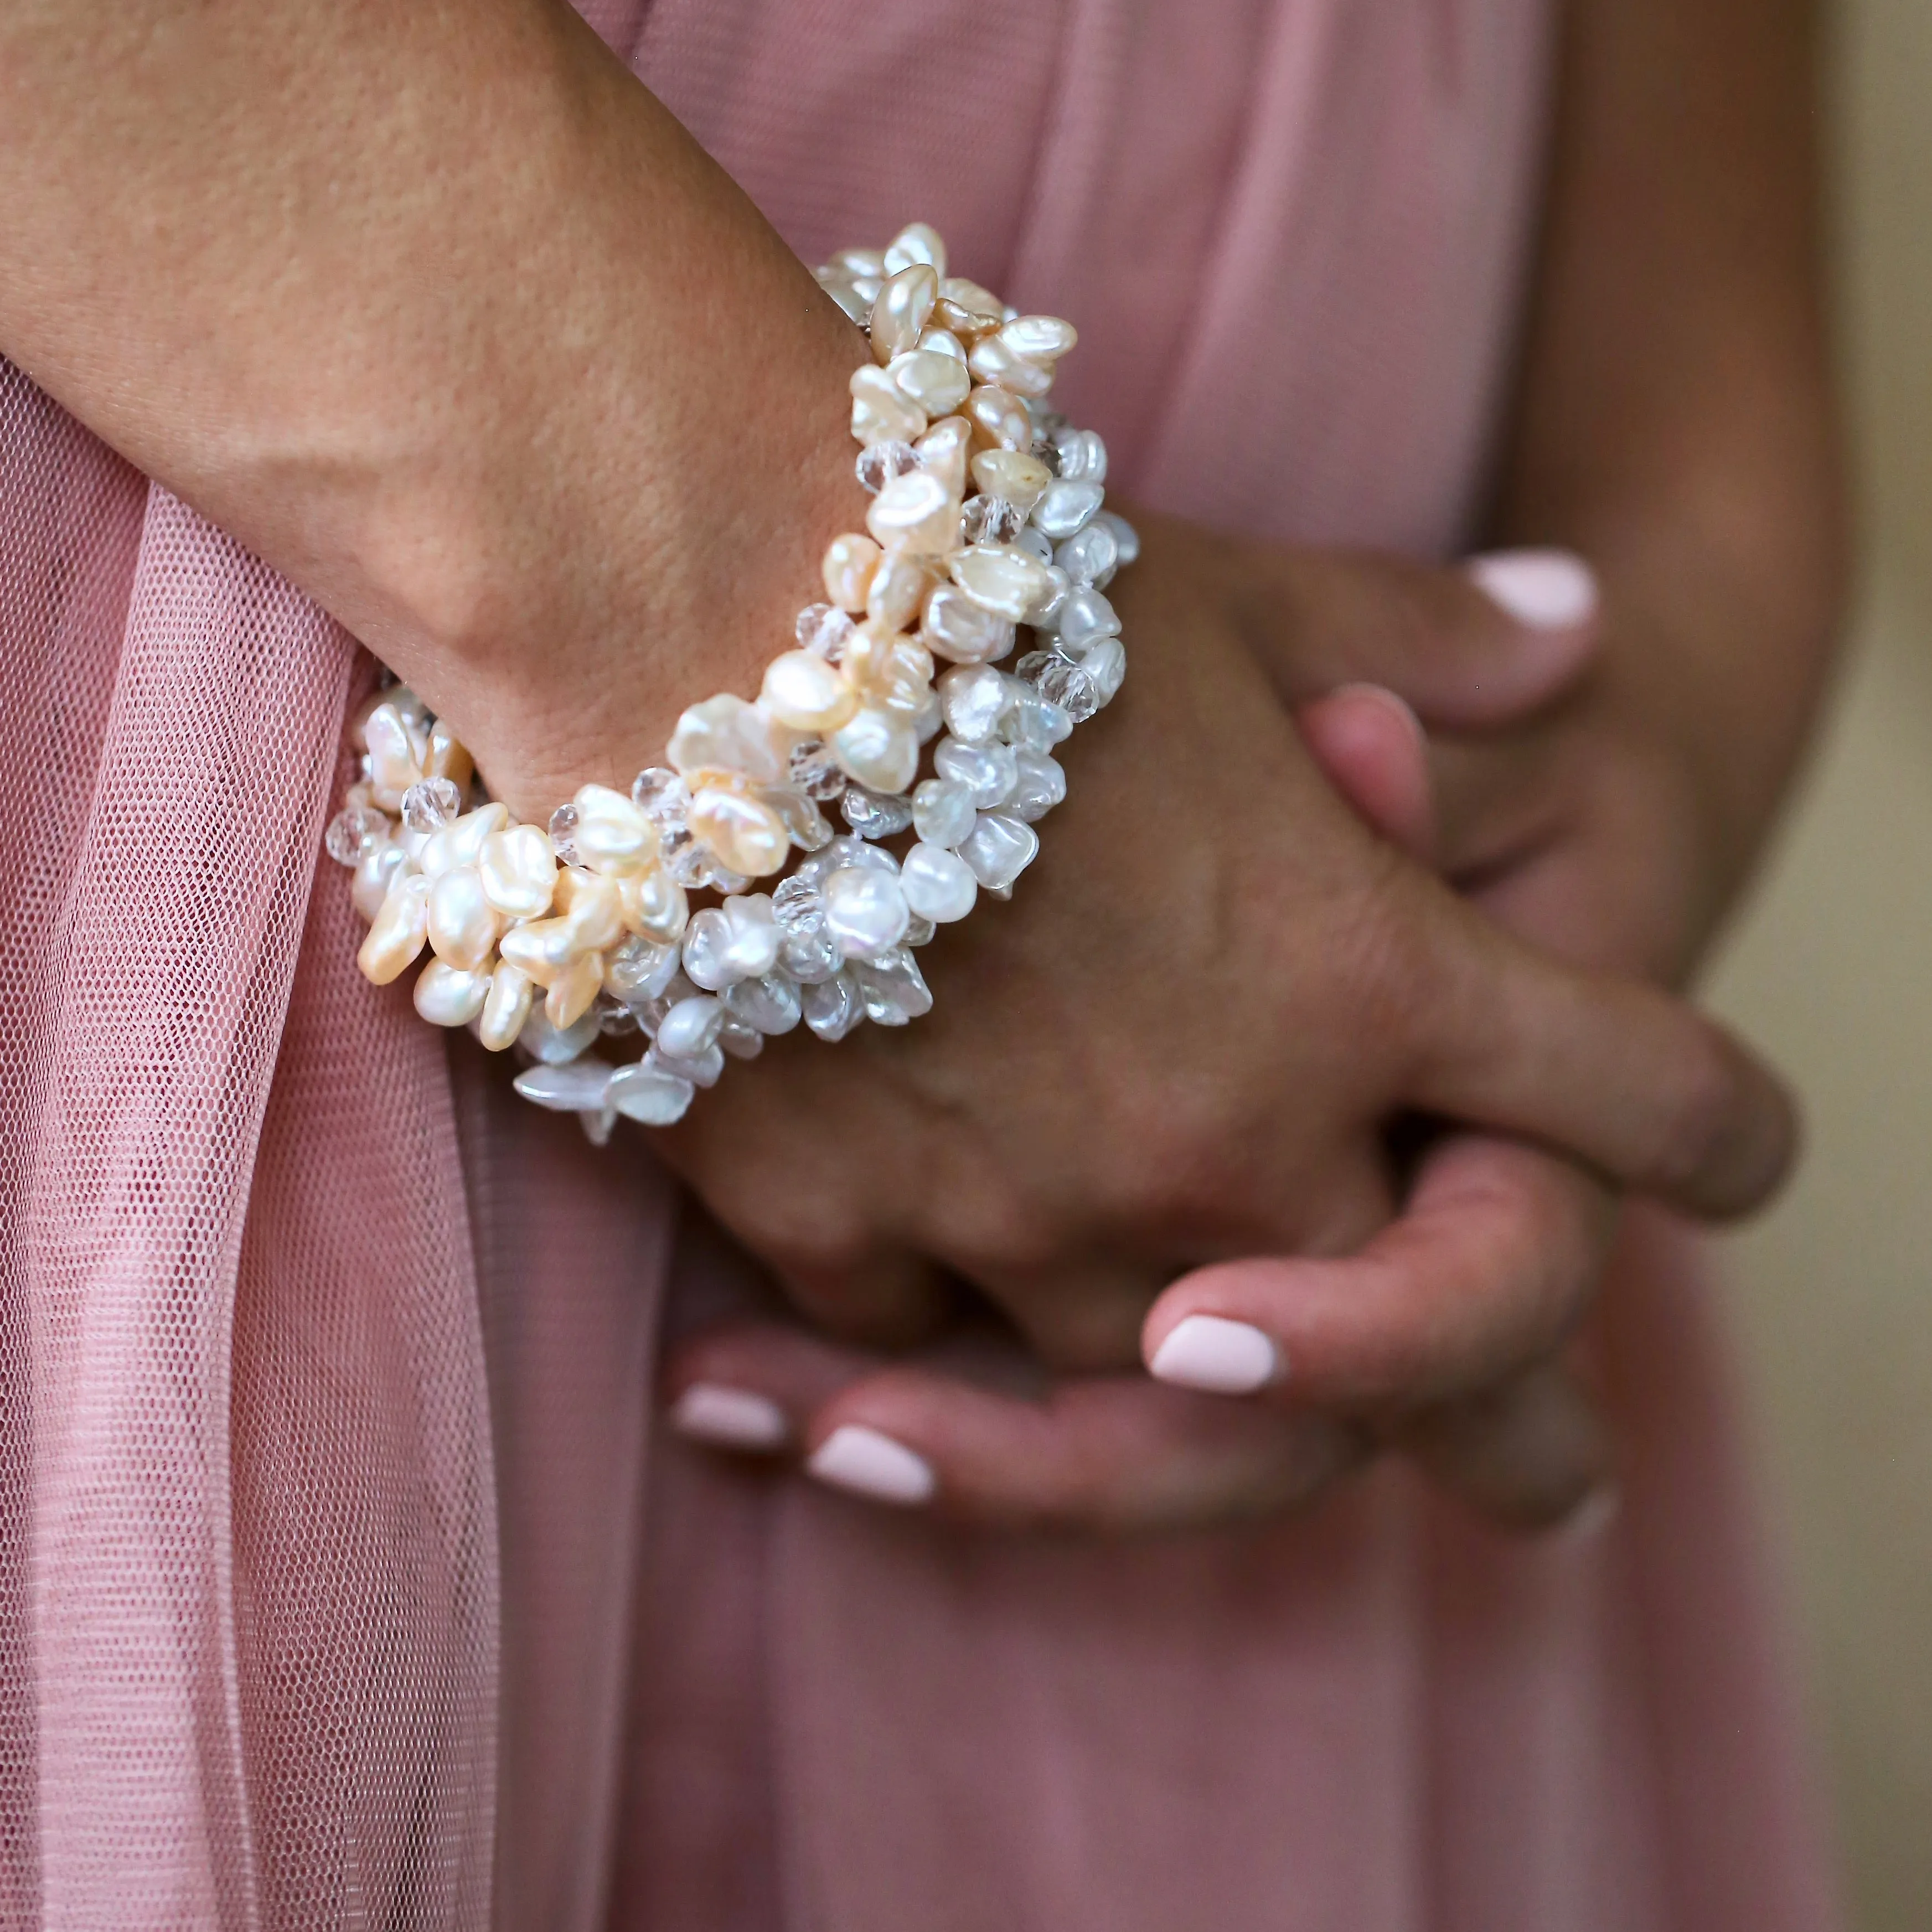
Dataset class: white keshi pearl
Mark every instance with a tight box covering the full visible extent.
[605,933,681,1005]
[960,812,1040,891]
[717,1015,765,1059]
[480,824,558,919]
[358,873,431,985]
[478,961,536,1051]
[1030,479,1105,540]
[855,949,934,1023]
[802,970,865,1041]
[689,787,789,879]
[823,866,910,959]
[1093,508,1139,564]
[653,1039,725,1088]
[830,704,919,794]
[657,995,725,1060]
[668,693,786,784]
[1056,587,1121,650]
[937,663,1009,743]
[934,736,1018,808]
[1053,427,1108,483]
[1007,750,1067,821]
[426,865,501,972]
[865,468,960,556]
[414,958,491,1027]
[517,1003,601,1065]
[912,775,978,848]
[887,348,971,417]
[1055,522,1119,587]
[1025,563,1070,626]
[513,1058,614,1112]
[1082,635,1127,703]
[607,1059,696,1125]
[572,785,657,872]
[681,908,743,991]
[720,893,783,978]
[723,972,803,1035]
[900,843,977,923]
[948,544,1055,622]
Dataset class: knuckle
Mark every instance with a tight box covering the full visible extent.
[1646,1031,1744,1197]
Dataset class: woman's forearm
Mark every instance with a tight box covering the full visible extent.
[0,0,859,812]
[1495,0,1845,934]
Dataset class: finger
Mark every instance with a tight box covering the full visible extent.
[665,1319,880,1454]
[1295,683,1437,861]
[963,1257,1172,1373]
[767,1242,954,1351]
[1144,1137,1614,1409]
[1412,912,1799,1219]
[1251,546,1600,728]
[1394,1361,1617,1533]
[805,1366,1369,1533]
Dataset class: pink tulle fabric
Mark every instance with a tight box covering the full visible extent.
[0,1,1841,1925]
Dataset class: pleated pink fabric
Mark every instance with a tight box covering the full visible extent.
[0,1,1842,1926]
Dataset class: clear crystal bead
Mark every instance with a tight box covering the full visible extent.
[772,874,827,934]
[961,494,1026,545]
[324,805,386,866]
[402,777,462,834]
[795,603,857,664]
[1001,685,1075,750]
[596,996,641,1038]
[1016,650,1099,723]
[547,801,582,865]
[664,829,719,888]
[1031,437,1062,474]
[788,737,850,801]
[840,786,916,840]
[631,767,691,823]
[855,440,919,494]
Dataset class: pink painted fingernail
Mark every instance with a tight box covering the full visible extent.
[1149,1315,1283,1394]
[807,1425,937,1506]
[669,1383,791,1451]
[1466,549,1599,629]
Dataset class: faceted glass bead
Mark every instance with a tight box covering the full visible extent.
[961,494,1025,546]
[325,805,386,866]
[597,997,642,1038]
[802,970,865,1042]
[841,786,916,840]
[856,439,919,494]
[402,777,462,835]
[663,828,717,889]
[631,767,691,823]
[547,802,582,866]
[1017,650,1100,724]
[912,776,977,849]
[771,874,828,933]
[1007,750,1067,822]
[787,738,849,802]
[795,603,857,665]
[934,735,1019,808]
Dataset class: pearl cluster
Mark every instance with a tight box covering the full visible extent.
[326,222,1137,1138]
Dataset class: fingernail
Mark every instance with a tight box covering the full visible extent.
[1555,1484,1622,1546]
[1466,549,1599,630]
[668,1383,791,1452]
[1149,1315,1283,1394]
[806,1425,937,1506]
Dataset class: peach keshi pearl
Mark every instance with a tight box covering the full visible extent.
[869,262,939,363]
[426,865,502,973]
[964,384,1032,451]
[966,333,1053,397]
[478,960,536,1051]
[913,416,974,496]
[761,649,859,733]
[850,365,926,447]
[831,703,921,793]
[358,874,431,984]
[572,784,658,872]
[970,449,1052,513]
[999,313,1078,361]
[865,469,960,556]
[689,787,789,879]
[937,276,1004,337]
[822,533,883,612]
[546,952,603,1029]
[948,543,1057,622]
[667,692,787,783]
[887,348,972,416]
[557,870,627,952]
[884,221,947,278]
[621,867,688,943]
[865,550,935,631]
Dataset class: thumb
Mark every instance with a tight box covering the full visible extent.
[1251,545,1601,729]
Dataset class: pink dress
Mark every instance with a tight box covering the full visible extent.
[0,1,1841,1925]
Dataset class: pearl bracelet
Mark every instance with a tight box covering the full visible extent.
[326,222,1137,1138]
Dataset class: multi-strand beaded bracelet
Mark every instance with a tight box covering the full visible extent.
[325,222,1137,1137]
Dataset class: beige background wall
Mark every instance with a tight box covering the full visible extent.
[1706,2,1932,1924]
